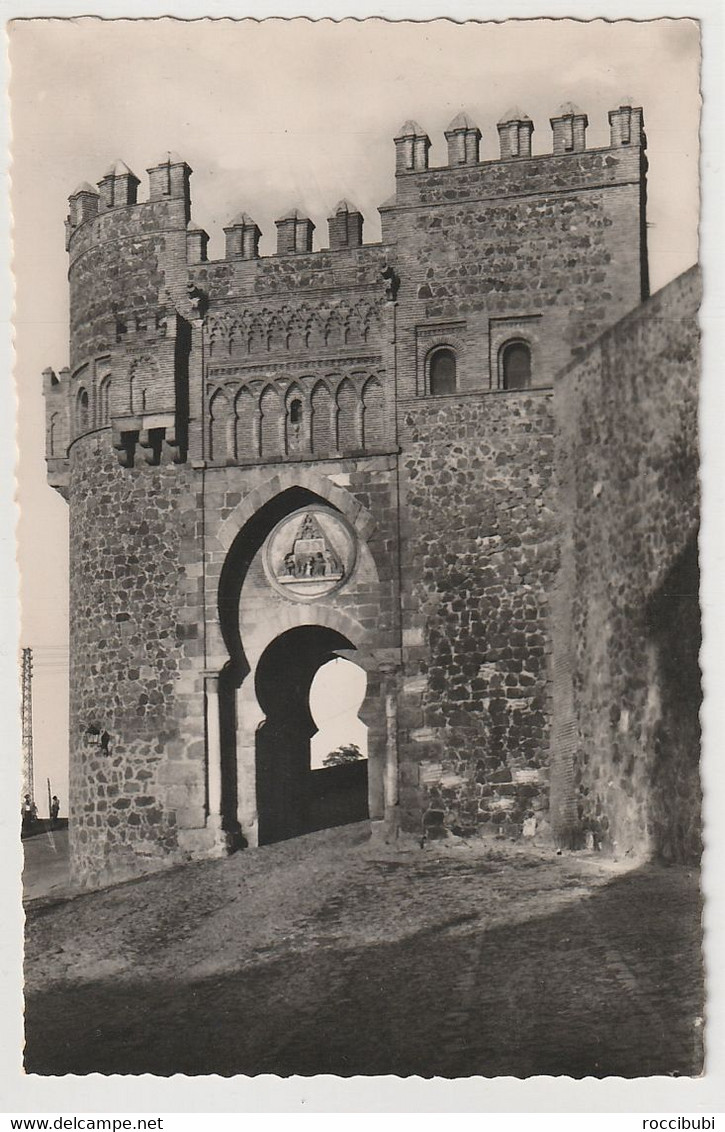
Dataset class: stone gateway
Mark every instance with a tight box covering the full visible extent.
[43,105,701,889]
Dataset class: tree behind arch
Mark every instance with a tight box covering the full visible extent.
[323,743,363,767]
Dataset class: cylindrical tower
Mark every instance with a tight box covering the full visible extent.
[45,156,222,888]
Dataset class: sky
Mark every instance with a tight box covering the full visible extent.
[10,17,701,808]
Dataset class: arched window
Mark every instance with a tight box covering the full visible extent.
[48,412,59,456]
[501,340,532,390]
[311,382,333,454]
[286,394,304,454]
[336,378,358,450]
[429,347,457,395]
[77,388,89,431]
[98,375,112,426]
[209,389,234,463]
[130,370,147,415]
[260,386,281,458]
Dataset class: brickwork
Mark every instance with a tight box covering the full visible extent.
[553,267,701,861]
[42,101,699,886]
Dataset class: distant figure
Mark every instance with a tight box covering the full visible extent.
[21,794,37,838]
[50,795,60,829]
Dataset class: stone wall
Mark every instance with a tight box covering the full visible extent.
[386,143,647,398]
[553,266,701,861]
[68,198,189,370]
[68,434,209,887]
[396,389,558,838]
[189,243,389,304]
[51,112,686,884]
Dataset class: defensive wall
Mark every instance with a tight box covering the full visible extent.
[40,101,700,888]
[553,266,701,862]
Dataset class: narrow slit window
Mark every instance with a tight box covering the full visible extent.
[77,388,89,430]
[99,376,112,425]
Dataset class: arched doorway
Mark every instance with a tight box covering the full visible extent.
[254,625,369,845]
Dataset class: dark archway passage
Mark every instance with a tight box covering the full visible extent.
[255,625,369,845]
[217,484,338,835]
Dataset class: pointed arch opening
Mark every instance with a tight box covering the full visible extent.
[285,385,305,454]
[260,385,282,458]
[235,386,256,460]
[362,376,385,449]
[311,380,334,454]
[336,377,358,450]
[76,388,89,431]
[209,389,234,463]
[215,478,385,845]
[98,374,112,426]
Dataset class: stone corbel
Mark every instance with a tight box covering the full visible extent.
[138,428,161,466]
[112,426,135,468]
[163,423,187,464]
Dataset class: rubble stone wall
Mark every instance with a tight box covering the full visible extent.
[553,267,701,861]
[387,144,647,399]
[50,112,699,886]
[396,389,558,837]
[68,198,189,370]
[68,435,207,887]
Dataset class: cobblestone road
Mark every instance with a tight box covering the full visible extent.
[24,824,703,1077]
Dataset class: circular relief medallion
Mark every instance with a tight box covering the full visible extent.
[263,506,357,602]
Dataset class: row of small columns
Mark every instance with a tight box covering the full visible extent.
[395,103,644,171]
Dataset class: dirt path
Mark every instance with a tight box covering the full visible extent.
[24,824,703,1077]
[23,829,71,902]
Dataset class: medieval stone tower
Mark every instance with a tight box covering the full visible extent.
[44,102,701,889]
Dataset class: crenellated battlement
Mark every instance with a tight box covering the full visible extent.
[64,102,645,264]
[66,152,191,251]
[46,97,648,487]
[42,90,698,893]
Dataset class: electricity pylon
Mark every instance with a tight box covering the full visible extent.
[21,647,34,802]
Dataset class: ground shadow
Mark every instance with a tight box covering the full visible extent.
[24,861,702,1078]
[645,530,702,862]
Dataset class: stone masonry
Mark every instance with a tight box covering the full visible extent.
[553,267,701,862]
[43,104,700,887]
